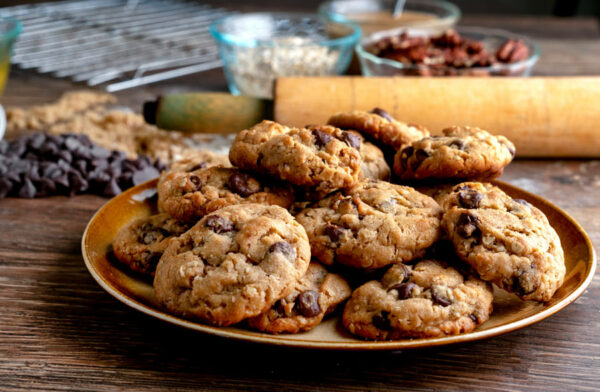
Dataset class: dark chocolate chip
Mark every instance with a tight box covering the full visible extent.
[313,129,333,148]
[143,252,163,269]
[324,223,345,242]
[110,150,127,162]
[372,311,392,330]
[469,314,478,323]
[73,159,87,175]
[132,166,159,186]
[448,139,466,150]
[58,150,73,164]
[0,140,8,155]
[54,173,70,189]
[295,290,322,317]
[64,137,81,151]
[90,146,111,159]
[514,198,530,207]
[0,178,13,199]
[388,282,415,299]
[342,131,361,150]
[103,178,122,197]
[188,162,207,172]
[506,144,516,157]
[431,289,452,307]
[29,166,41,182]
[38,178,56,196]
[228,171,259,197]
[18,178,37,198]
[268,241,296,258]
[189,175,202,190]
[40,143,59,158]
[511,269,538,296]
[205,215,234,234]
[458,189,483,209]
[410,148,430,172]
[457,213,481,238]
[370,107,394,122]
[91,159,109,171]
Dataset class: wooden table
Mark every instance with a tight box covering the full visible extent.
[1,15,599,392]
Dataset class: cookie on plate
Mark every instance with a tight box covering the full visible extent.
[157,166,294,222]
[343,260,494,340]
[229,121,362,193]
[112,213,191,276]
[247,262,352,334]
[154,204,311,326]
[295,179,442,269]
[360,140,391,181]
[327,108,429,152]
[441,182,565,302]
[393,126,515,181]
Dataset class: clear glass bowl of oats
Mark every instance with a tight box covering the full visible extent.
[210,13,361,99]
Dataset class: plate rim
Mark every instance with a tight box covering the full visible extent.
[81,179,597,351]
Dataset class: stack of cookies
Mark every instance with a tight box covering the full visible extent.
[111,108,566,340]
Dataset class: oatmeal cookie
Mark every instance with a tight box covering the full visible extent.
[441,182,565,302]
[343,260,494,340]
[229,121,362,193]
[153,204,311,326]
[112,213,190,276]
[158,166,294,222]
[327,108,429,151]
[295,179,442,269]
[247,262,351,334]
[394,126,515,181]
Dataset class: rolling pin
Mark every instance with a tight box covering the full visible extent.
[274,77,600,157]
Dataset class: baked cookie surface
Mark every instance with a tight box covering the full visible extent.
[112,213,191,276]
[327,108,429,151]
[441,182,565,302]
[167,150,231,173]
[229,121,362,193]
[394,126,515,181]
[157,166,294,222]
[295,179,442,269]
[360,141,391,181]
[343,260,494,340]
[247,262,352,334]
[153,204,311,326]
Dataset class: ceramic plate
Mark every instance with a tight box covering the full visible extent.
[81,179,596,350]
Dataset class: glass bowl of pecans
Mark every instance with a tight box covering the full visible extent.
[356,26,540,77]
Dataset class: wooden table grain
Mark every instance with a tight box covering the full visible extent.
[1,15,599,392]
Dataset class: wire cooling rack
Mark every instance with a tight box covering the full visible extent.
[0,0,229,91]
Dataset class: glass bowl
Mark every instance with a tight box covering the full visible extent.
[0,16,21,95]
[356,26,541,77]
[210,12,361,99]
[318,0,461,35]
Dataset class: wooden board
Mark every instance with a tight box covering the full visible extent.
[274,76,600,158]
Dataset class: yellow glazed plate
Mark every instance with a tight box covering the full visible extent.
[81,179,596,350]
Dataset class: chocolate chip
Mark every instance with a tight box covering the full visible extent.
[73,159,87,174]
[0,178,13,199]
[40,143,59,158]
[268,241,296,258]
[313,129,333,148]
[132,166,159,186]
[90,146,111,159]
[140,229,162,245]
[38,178,56,196]
[514,198,530,206]
[103,178,122,197]
[457,213,481,238]
[28,133,46,150]
[388,282,415,299]
[0,140,8,155]
[410,149,430,171]
[324,223,345,242]
[342,131,361,150]
[228,172,259,197]
[458,190,483,209]
[296,290,321,317]
[189,175,202,190]
[431,289,452,307]
[370,107,394,122]
[372,311,392,330]
[512,269,538,296]
[188,162,206,172]
[205,215,234,233]
[448,139,466,150]
[18,178,37,198]
[401,146,414,159]
[64,137,81,151]
[469,314,478,323]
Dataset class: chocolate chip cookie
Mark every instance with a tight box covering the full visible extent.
[295,179,442,269]
[154,204,311,326]
[157,166,294,222]
[112,213,191,276]
[343,260,494,340]
[327,108,429,151]
[229,121,362,193]
[394,126,515,181]
[441,182,565,302]
[247,262,352,334]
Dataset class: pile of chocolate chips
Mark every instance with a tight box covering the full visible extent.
[368,29,529,76]
[0,132,167,199]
